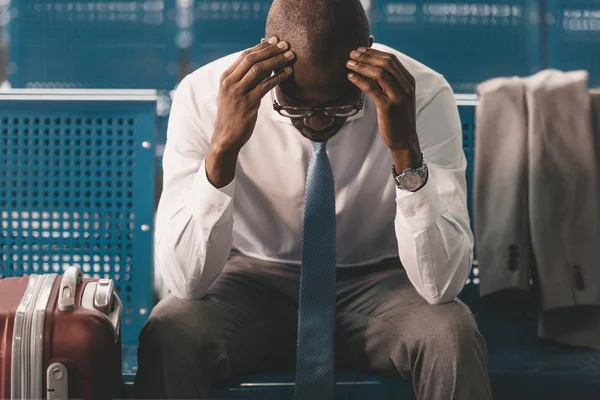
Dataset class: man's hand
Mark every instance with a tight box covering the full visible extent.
[346,47,421,171]
[207,37,295,187]
[213,37,294,154]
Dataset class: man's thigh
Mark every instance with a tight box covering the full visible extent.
[335,258,479,375]
[147,251,300,380]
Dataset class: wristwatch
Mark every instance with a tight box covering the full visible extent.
[392,154,428,192]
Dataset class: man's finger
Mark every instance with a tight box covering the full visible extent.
[229,38,290,83]
[251,66,294,101]
[346,60,398,100]
[347,73,386,107]
[368,48,416,89]
[221,39,275,81]
[350,48,414,95]
[239,49,295,92]
[357,47,415,86]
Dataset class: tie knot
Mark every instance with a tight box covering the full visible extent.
[312,141,328,154]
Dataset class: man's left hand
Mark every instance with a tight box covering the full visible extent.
[347,47,421,170]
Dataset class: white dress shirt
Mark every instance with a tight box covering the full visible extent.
[155,43,473,304]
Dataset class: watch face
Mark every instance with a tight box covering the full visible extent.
[400,172,425,190]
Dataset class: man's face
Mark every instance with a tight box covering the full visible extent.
[275,56,363,142]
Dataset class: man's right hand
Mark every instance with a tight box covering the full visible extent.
[206,37,295,188]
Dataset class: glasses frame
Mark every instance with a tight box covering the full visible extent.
[271,88,364,119]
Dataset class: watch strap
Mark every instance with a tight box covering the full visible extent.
[392,154,428,191]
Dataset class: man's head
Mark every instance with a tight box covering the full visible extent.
[265,0,372,141]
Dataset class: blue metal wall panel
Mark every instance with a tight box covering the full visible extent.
[546,0,600,87]
[9,0,178,90]
[369,1,542,92]
[189,0,272,71]
[0,95,156,345]
[188,1,542,92]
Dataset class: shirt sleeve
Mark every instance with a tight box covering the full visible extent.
[394,77,474,304]
[154,75,236,300]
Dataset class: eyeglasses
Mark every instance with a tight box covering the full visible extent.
[271,89,364,119]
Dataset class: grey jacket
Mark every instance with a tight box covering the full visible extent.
[475,71,600,349]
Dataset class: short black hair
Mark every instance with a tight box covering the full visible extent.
[265,0,371,67]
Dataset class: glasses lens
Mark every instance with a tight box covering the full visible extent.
[279,109,312,118]
[323,109,359,118]
[277,104,361,119]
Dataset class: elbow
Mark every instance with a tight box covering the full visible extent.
[422,248,473,306]
[420,288,455,305]
[423,295,443,305]
[421,285,462,305]
[169,286,202,301]
[154,237,201,301]
[429,287,462,305]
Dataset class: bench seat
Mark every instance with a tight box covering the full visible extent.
[121,294,600,400]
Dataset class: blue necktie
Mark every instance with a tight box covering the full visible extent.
[295,140,337,400]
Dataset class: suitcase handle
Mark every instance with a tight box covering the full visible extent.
[81,280,124,341]
[94,279,115,315]
[58,266,82,312]
[108,292,123,340]
[95,278,123,339]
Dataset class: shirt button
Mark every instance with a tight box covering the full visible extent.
[508,244,520,272]
[211,205,222,213]
[405,210,416,217]
[573,265,585,291]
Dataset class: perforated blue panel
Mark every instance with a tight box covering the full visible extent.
[456,100,479,302]
[0,94,156,345]
[459,102,475,220]
[9,0,178,90]
[370,0,542,93]
[156,91,172,145]
[546,0,600,88]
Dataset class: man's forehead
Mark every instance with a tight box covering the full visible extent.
[279,79,359,105]
[280,58,359,104]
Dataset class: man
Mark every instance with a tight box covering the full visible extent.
[135,0,492,399]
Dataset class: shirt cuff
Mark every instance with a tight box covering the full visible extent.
[185,159,235,225]
[395,176,444,233]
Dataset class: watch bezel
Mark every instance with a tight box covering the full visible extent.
[392,156,428,192]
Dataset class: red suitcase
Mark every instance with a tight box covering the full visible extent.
[0,266,123,399]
